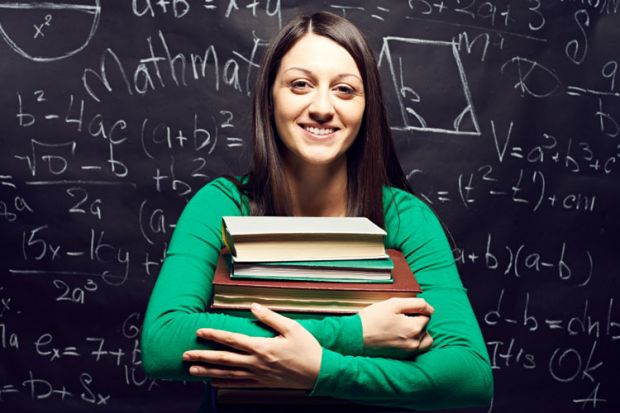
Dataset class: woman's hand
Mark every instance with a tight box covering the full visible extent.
[183,303,322,389]
[358,297,434,358]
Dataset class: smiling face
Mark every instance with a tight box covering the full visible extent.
[271,33,365,169]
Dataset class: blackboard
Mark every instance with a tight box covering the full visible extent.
[1,1,618,412]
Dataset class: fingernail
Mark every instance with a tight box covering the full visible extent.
[197,328,210,336]
[251,303,262,312]
[182,352,192,360]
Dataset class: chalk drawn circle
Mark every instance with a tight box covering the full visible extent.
[0,0,101,62]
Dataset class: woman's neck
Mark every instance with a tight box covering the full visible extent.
[284,158,348,217]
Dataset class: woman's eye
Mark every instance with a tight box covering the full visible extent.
[290,80,311,90]
[335,85,356,97]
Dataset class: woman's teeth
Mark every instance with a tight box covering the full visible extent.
[304,126,334,136]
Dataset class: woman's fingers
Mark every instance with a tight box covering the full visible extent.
[183,349,253,367]
[250,303,297,336]
[390,297,435,316]
[419,330,434,350]
[188,365,253,379]
[407,314,430,331]
[184,309,321,389]
[195,328,255,353]
[359,297,435,357]
[408,330,434,352]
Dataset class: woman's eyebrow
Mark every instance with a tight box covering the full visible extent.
[283,67,312,75]
[283,67,362,82]
[336,73,363,82]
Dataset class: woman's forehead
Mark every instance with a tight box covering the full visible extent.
[277,33,360,78]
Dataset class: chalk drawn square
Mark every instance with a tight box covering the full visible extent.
[0,1,101,62]
[378,37,480,135]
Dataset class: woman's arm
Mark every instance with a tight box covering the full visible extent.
[185,273,492,409]
[309,283,493,409]
[179,187,493,409]
[308,188,493,408]
[140,179,367,380]
[310,189,491,408]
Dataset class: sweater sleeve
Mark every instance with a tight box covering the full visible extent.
[308,189,493,410]
[140,178,363,381]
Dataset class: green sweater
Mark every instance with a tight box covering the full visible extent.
[141,177,493,410]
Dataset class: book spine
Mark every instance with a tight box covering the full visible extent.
[221,224,236,257]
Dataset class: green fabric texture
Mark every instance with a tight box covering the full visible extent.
[141,177,493,410]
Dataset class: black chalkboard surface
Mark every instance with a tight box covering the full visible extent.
[1,1,618,412]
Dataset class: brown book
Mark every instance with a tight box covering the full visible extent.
[211,249,421,314]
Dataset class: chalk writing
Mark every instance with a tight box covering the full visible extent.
[81,30,266,101]
[0,1,618,412]
[0,0,101,62]
[454,233,594,286]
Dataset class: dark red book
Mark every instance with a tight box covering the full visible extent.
[211,249,421,314]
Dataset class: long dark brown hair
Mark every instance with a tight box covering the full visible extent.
[228,11,412,228]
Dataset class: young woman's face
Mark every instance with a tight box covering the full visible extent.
[271,33,365,168]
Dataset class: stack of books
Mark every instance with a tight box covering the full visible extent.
[211,216,421,409]
[211,216,421,314]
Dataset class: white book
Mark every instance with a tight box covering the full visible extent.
[222,216,388,262]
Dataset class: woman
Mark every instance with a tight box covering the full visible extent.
[141,11,493,410]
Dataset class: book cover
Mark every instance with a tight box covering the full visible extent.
[211,249,421,314]
[223,216,387,236]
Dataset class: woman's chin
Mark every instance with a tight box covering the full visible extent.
[282,145,349,170]
[299,153,347,169]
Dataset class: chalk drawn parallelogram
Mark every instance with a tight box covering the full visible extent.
[379,36,481,136]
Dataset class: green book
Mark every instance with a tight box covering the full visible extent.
[230,256,394,283]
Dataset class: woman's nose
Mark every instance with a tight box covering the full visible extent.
[309,89,335,121]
